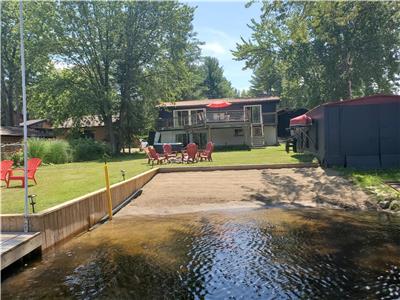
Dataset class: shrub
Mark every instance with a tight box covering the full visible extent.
[43,140,72,164]
[69,138,108,161]
[27,138,72,164]
[28,138,46,159]
[7,150,24,166]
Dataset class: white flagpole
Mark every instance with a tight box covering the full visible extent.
[19,0,29,232]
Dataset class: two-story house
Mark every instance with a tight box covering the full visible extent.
[154,97,280,148]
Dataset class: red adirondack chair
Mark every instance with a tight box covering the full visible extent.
[148,147,167,166]
[7,158,42,188]
[1,160,14,186]
[198,142,214,162]
[163,144,177,160]
[182,143,198,163]
[144,147,152,164]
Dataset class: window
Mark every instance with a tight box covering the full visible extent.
[174,109,205,127]
[176,133,189,146]
[174,111,189,127]
[191,110,205,125]
[244,105,262,123]
[234,129,244,137]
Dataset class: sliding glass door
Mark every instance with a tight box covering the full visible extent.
[244,105,262,124]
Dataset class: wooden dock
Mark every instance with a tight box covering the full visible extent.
[1,232,42,270]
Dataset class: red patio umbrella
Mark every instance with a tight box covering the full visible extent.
[206,100,232,108]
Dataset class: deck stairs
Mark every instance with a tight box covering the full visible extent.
[251,136,265,148]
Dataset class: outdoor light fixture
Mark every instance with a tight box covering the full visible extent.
[121,170,126,181]
[28,194,37,213]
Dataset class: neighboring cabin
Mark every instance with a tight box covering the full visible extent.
[0,122,53,154]
[155,97,280,148]
[290,94,400,169]
[56,115,118,142]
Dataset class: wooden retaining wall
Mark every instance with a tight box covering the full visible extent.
[0,168,158,250]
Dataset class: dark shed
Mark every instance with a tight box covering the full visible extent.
[290,94,400,169]
[277,108,308,138]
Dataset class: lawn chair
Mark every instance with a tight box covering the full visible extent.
[7,158,42,188]
[182,143,198,163]
[144,147,152,164]
[1,160,14,187]
[148,147,167,166]
[163,143,177,161]
[198,141,214,162]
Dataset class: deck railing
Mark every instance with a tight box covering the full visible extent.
[156,111,276,130]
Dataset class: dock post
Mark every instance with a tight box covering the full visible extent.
[104,162,113,220]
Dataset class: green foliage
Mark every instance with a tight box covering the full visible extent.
[43,140,72,164]
[69,138,108,162]
[27,138,109,163]
[27,138,71,164]
[7,150,24,167]
[28,68,97,127]
[234,2,400,108]
[200,57,237,99]
[28,138,47,159]
[1,1,57,126]
[25,1,204,153]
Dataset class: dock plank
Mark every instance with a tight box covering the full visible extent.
[1,232,42,270]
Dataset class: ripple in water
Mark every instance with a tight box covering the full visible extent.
[2,208,400,299]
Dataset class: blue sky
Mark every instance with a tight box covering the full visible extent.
[186,1,262,91]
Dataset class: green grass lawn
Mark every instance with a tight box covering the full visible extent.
[344,169,400,201]
[1,145,314,214]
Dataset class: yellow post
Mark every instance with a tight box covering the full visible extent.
[104,162,113,220]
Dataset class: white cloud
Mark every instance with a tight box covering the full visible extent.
[200,42,227,56]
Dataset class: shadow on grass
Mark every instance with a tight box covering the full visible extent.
[290,153,315,163]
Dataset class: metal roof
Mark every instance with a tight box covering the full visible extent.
[0,126,52,137]
[18,119,47,127]
[58,115,119,129]
[307,94,400,116]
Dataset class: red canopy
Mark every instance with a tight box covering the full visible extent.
[206,100,232,108]
[289,114,312,127]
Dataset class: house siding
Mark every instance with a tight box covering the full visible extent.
[156,99,280,147]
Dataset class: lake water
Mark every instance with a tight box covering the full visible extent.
[2,208,400,299]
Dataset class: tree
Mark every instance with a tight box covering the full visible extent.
[1,1,57,125]
[38,1,202,152]
[233,1,400,108]
[200,56,237,99]
[116,2,201,150]
[28,66,97,125]
[55,1,122,152]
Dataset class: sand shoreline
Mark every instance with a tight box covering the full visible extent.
[116,168,374,217]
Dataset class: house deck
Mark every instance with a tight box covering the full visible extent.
[1,231,42,270]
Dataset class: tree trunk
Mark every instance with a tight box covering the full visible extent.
[104,113,116,154]
[346,50,353,99]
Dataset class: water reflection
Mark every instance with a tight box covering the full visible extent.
[2,208,400,299]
